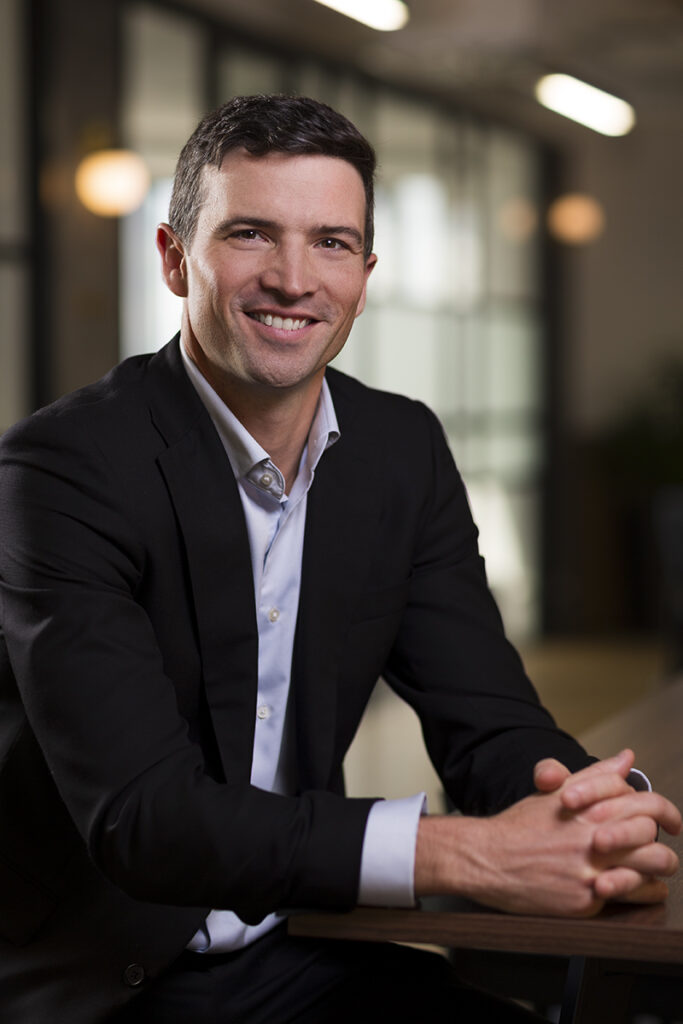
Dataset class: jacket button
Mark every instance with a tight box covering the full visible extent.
[123,963,146,987]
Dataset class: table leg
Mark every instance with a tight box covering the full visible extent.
[559,956,634,1024]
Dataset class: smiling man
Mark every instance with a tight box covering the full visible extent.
[157,147,376,493]
[0,95,679,1024]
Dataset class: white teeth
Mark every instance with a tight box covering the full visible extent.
[251,312,310,331]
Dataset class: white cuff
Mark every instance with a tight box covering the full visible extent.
[357,792,427,907]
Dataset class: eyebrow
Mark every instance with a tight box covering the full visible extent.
[213,217,364,249]
[213,217,276,236]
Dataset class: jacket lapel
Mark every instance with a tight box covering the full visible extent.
[145,340,258,784]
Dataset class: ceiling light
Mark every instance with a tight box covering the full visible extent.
[535,74,635,137]
[312,0,410,32]
[75,149,150,217]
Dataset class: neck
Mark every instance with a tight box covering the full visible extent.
[185,351,322,494]
[223,381,322,493]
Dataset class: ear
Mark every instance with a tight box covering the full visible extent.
[354,252,378,319]
[156,223,188,298]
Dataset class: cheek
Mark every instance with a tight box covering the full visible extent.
[188,269,231,320]
[330,268,368,310]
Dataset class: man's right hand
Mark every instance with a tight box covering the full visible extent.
[414,754,681,917]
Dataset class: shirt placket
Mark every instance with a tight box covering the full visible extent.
[250,482,303,795]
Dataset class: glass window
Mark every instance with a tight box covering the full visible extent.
[0,265,28,431]
[218,47,285,98]
[0,0,29,431]
[0,0,26,242]
[120,3,204,359]
[122,3,205,174]
[486,132,540,300]
[487,306,541,414]
[120,178,181,358]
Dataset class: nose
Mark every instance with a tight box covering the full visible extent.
[259,240,316,300]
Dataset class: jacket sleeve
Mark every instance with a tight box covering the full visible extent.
[0,412,374,925]
[382,402,592,815]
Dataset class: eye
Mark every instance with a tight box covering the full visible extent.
[231,228,266,242]
[317,237,349,251]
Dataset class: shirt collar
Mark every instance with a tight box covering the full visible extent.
[180,342,340,495]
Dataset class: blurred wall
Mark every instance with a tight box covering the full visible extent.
[563,116,683,434]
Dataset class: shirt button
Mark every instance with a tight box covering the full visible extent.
[268,608,280,623]
[260,472,273,488]
[257,705,271,720]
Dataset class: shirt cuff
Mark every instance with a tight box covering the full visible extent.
[357,792,427,907]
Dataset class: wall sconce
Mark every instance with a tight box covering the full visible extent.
[547,193,606,245]
[75,149,150,217]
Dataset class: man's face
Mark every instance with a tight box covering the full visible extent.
[159,149,376,404]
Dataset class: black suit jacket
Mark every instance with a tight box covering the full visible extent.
[0,338,589,1021]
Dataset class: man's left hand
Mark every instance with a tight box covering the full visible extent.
[533,749,682,904]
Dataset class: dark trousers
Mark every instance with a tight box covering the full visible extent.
[117,925,546,1023]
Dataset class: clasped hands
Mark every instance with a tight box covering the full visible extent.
[532,748,680,911]
[415,749,681,917]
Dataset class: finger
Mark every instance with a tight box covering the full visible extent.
[620,880,670,904]
[594,869,669,904]
[592,815,658,853]
[562,771,634,811]
[534,758,571,793]
[583,791,682,835]
[605,842,679,878]
[561,751,635,810]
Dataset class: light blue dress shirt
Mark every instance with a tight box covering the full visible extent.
[180,347,424,953]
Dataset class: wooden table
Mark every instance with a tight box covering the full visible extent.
[289,678,683,1022]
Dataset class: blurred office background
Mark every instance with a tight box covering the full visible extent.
[2,0,683,804]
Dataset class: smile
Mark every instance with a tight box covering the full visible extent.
[248,312,313,331]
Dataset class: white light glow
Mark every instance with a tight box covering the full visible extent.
[75,149,150,217]
[535,74,635,137]
[312,0,409,32]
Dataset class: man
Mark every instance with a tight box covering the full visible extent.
[0,95,678,1023]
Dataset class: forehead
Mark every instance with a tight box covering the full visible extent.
[196,149,367,229]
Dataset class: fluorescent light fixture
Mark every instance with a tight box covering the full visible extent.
[535,74,635,137]
[312,0,410,32]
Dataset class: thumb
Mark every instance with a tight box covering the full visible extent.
[534,758,571,793]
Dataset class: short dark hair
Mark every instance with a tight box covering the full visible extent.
[169,94,376,259]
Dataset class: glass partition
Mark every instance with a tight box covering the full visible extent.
[119,2,204,358]
[0,0,30,431]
